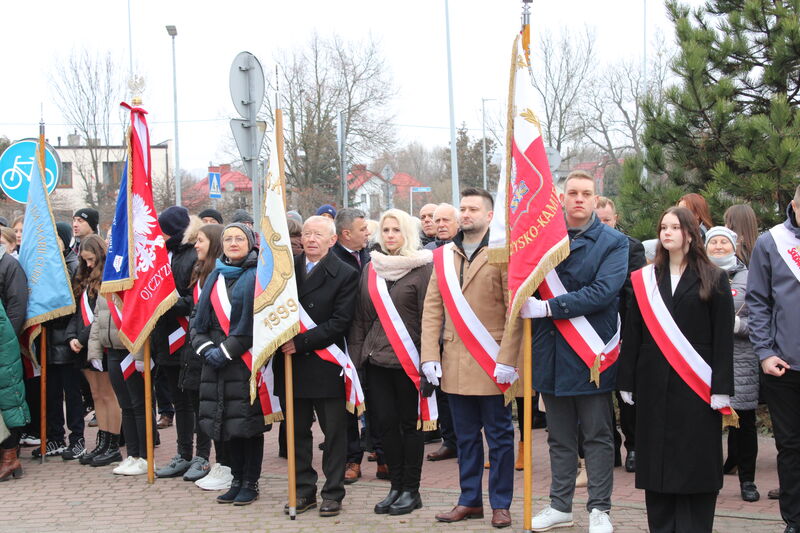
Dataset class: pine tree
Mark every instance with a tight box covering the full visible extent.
[619,0,800,231]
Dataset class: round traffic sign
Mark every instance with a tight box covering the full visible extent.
[0,139,61,203]
[229,51,265,118]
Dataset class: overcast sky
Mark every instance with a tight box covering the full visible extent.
[2,0,696,178]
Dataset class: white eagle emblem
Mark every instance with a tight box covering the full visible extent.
[132,193,164,273]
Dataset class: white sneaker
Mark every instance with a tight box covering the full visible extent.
[531,506,574,532]
[195,463,233,490]
[588,509,613,533]
[112,456,135,475]
[114,457,148,476]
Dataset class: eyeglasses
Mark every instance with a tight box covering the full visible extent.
[223,236,248,244]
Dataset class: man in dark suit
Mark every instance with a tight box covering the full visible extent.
[596,196,647,472]
[275,215,359,517]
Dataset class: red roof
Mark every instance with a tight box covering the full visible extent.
[347,164,383,191]
[182,164,252,209]
[390,172,424,197]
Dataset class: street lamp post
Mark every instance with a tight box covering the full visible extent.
[166,25,181,206]
[481,97,495,190]
[444,0,459,205]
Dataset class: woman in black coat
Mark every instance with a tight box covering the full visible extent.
[348,209,433,516]
[618,207,734,533]
[191,223,267,506]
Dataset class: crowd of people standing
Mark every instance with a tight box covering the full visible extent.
[0,175,798,533]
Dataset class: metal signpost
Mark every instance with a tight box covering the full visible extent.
[230,51,267,222]
[0,139,60,203]
[409,186,432,214]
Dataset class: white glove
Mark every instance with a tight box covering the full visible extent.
[134,360,146,373]
[710,394,730,410]
[421,361,442,387]
[90,359,103,372]
[493,363,517,384]
[520,297,549,319]
[734,315,741,334]
[620,391,634,405]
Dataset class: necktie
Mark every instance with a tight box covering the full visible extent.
[306,261,315,273]
[351,250,361,268]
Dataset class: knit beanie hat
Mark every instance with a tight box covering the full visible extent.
[231,209,254,225]
[56,221,72,251]
[223,222,255,251]
[316,204,336,218]
[198,208,223,224]
[73,207,99,234]
[704,226,737,248]
[158,206,190,238]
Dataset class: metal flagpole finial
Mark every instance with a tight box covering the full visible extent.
[521,0,532,28]
[128,75,146,105]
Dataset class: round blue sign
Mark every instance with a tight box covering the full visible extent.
[0,139,61,203]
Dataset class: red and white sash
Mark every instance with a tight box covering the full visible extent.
[432,243,518,393]
[769,223,800,284]
[538,270,621,387]
[209,277,282,423]
[107,296,123,330]
[80,290,95,328]
[367,264,437,430]
[631,264,735,418]
[298,307,365,415]
[120,353,154,381]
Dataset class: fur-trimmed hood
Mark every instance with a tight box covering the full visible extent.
[181,215,204,246]
[369,249,433,281]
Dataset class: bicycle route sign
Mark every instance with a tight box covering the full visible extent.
[0,139,61,203]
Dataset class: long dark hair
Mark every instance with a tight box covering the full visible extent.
[654,206,720,301]
[190,224,224,287]
[72,234,107,300]
[724,204,758,266]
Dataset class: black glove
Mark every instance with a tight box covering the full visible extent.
[420,374,435,398]
[204,347,228,369]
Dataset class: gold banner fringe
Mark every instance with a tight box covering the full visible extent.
[248,322,301,404]
[264,412,285,425]
[346,401,366,417]
[503,378,521,406]
[421,419,438,432]
[589,354,601,388]
[22,302,76,363]
[120,292,179,354]
[508,238,571,323]
[722,408,740,429]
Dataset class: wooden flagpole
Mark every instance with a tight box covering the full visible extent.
[143,340,155,483]
[39,329,47,463]
[523,319,533,532]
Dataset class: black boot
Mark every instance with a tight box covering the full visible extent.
[741,481,760,502]
[91,433,122,467]
[374,489,401,514]
[80,431,108,465]
[233,480,259,506]
[217,479,242,504]
[388,490,422,515]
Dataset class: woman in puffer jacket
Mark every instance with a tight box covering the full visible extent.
[348,209,434,516]
[705,226,760,502]
[0,301,30,481]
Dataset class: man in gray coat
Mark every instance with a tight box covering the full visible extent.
[746,186,800,533]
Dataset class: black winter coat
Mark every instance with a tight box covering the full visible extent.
[153,239,197,367]
[331,241,370,273]
[273,252,359,399]
[66,290,98,366]
[178,283,203,391]
[43,249,79,366]
[192,254,267,441]
[0,252,28,335]
[618,265,734,494]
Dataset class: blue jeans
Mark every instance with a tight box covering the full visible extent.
[448,393,514,509]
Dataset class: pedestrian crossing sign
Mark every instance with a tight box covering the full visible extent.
[209,172,222,199]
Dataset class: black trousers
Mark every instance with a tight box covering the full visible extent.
[155,365,173,416]
[515,392,546,442]
[437,387,457,450]
[1,428,21,450]
[645,490,717,533]
[161,365,198,461]
[23,377,40,438]
[725,408,758,483]
[294,397,346,502]
[345,411,363,464]
[615,391,635,452]
[107,350,154,458]
[45,364,85,444]
[763,369,800,527]
[227,434,264,484]
[367,364,424,491]
[188,388,212,460]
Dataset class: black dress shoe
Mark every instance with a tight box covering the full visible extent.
[319,499,341,517]
[217,480,242,504]
[233,481,259,506]
[784,525,798,533]
[741,481,760,502]
[374,489,401,514]
[284,496,317,515]
[625,451,636,473]
[769,488,780,500]
[388,490,422,515]
[426,445,457,461]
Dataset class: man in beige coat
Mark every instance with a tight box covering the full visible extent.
[421,187,522,529]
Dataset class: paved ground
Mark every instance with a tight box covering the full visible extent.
[0,422,786,532]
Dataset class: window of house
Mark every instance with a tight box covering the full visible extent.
[58,162,73,188]
[103,161,125,186]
